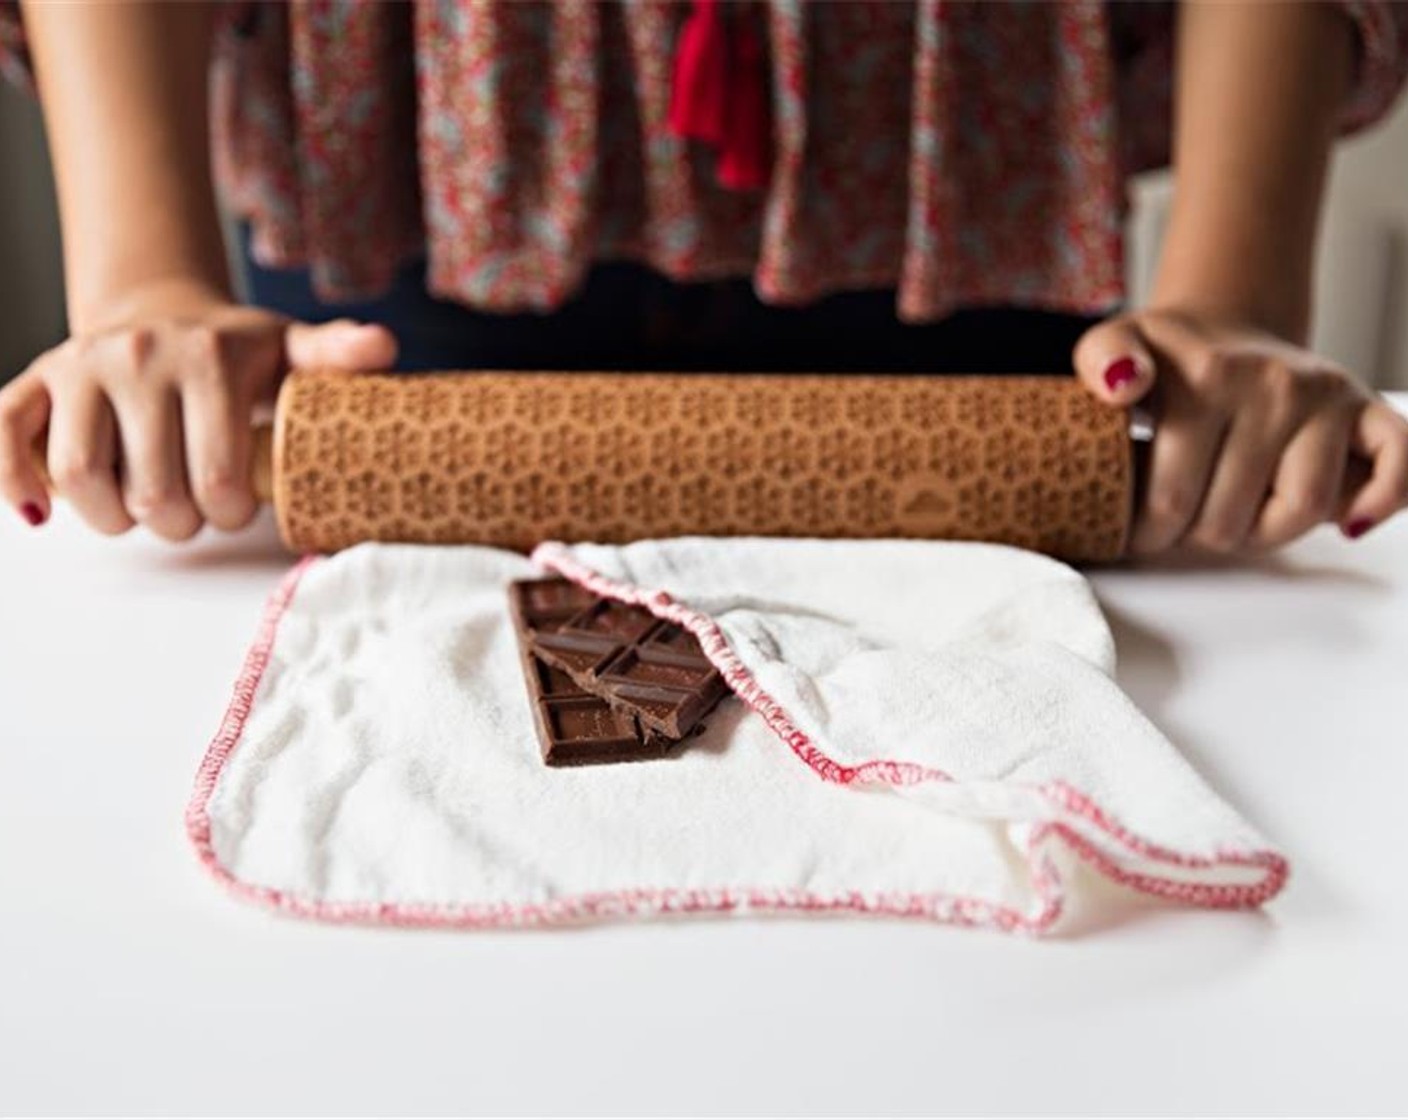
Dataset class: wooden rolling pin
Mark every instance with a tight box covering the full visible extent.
[42,370,1136,560]
[267,369,1132,559]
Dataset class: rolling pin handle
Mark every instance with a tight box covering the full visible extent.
[251,423,275,504]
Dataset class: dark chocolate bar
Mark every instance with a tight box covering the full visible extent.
[506,577,726,760]
[529,594,728,741]
[508,578,678,766]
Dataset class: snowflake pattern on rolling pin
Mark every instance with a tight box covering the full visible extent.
[273,370,1132,560]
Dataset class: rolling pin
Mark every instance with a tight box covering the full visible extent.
[48,370,1138,560]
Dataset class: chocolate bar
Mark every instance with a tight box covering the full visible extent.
[530,595,728,742]
[508,578,729,764]
[508,578,677,766]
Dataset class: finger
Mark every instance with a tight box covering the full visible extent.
[181,372,257,531]
[1072,315,1157,406]
[1249,407,1349,550]
[1185,408,1292,554]
[45,380,134,536]
[113,385,203,542]
[1132,395,1227,556]
[0,373,53,527]
[284,318,398,371]
[1339,401,1408,540]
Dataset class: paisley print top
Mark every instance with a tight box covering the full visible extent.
[4,1,1406,321]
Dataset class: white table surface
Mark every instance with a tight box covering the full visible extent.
[2,397,1406,1118]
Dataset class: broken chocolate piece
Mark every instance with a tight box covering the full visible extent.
[528,593,728,741]
[508,578,678,766]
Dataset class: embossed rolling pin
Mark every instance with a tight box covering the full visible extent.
[40,370,1137,560]
[265,369,1133,559]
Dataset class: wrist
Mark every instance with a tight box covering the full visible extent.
[71,273,235,336]
[1145,290,1310,347]
[1150,251,1311,345]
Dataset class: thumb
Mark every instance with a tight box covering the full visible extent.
[1072,315,1157,406]
[284,318,398,372]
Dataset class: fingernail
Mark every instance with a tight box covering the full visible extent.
[1103,356,1140,392]
[1344,517,1375,540]
[19,501,46,527]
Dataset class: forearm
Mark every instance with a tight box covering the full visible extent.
[21,0,229,333]
[1151,1,1355,343]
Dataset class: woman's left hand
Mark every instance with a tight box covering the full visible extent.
[1073,309,1408,556]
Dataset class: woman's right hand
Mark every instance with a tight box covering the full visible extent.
[0,280,397,540]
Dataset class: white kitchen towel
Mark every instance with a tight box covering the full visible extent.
[187,538,1287,935]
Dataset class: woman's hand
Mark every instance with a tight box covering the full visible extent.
[1074,3,1408,558]
[0,280,396,539]
[1,6,397,540]
[1074,309,1408,556]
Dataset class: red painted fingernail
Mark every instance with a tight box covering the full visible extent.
[1103,357,1139,392]
[1344,517,1375,540]
[19,501,46,527]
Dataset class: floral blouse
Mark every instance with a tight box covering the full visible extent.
[3,1,1406,322]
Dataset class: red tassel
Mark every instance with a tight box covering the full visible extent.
[669,0,728,147]
[716,15,771,191]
